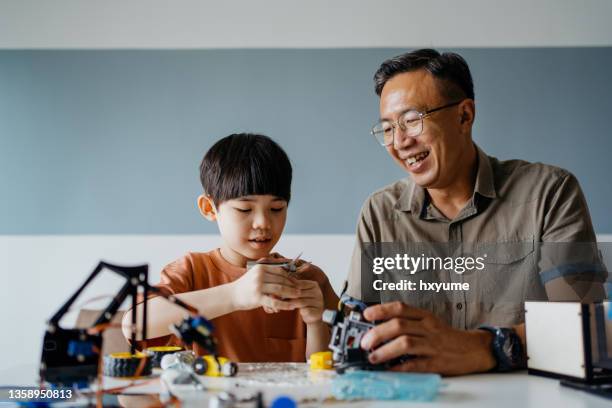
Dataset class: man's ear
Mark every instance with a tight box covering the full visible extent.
[458,99,476,128]
[197,194,217,221]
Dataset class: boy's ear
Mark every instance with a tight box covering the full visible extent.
[197,194,217,221]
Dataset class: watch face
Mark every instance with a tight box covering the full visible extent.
[502,336,513,357]
[501,329,522,367]
[480,326,524,371]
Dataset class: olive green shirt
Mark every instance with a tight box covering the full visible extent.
[347,144,604,329]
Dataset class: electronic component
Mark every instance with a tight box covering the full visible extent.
[323,294,411,373]
[161,351,238,377]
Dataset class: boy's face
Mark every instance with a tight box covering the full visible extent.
[200,194,288,265]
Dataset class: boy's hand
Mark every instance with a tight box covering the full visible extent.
[291,279,325,325]
[230,264,301,312]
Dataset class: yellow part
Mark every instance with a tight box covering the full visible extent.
[108,352,147,359]
[201,355,230,377]
[310,351,333,370]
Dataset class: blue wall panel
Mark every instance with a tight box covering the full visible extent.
[1,48,610,234]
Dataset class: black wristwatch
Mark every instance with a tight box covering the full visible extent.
[478,325,525,372]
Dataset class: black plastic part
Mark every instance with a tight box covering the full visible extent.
[561,379,612,400]
[145,348,184,368]
[39,329,102,386]
[103,355,152,377]
[192,357,208,375]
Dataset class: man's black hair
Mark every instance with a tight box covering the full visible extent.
[200,133,292,204]
[374,49,474,101]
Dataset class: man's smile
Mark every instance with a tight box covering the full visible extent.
[405,150,430,165]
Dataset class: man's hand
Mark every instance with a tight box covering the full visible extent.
[360,301,496,376]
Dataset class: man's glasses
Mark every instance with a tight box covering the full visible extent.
[370,100,463,146]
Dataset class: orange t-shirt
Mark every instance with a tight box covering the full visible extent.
[147,249,338,362]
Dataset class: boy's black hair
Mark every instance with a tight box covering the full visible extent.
[200,133,292,204]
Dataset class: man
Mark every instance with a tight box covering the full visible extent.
[347,49,605,375]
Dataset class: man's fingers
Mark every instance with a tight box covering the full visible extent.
[363,301,429,322]
[360,318,426,349]
[368,335,433,364]
[389,357,434,373]
[261,283,301,299]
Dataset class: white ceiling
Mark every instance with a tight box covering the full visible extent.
[0,0,611,49]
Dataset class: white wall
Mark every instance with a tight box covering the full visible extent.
[0,0,611,48]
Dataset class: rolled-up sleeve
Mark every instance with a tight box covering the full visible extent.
[539,172,607,301]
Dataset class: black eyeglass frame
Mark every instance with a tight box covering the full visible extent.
[370,100,465,146]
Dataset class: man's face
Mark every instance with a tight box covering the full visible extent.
[379,70,473,189]
[215,195,287,263]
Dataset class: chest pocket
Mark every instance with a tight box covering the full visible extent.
[468,239,538,319]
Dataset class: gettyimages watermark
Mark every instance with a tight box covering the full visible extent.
[360,242,610,307]
[372,252,486,292]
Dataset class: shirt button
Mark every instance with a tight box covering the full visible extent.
[456,303,463,310]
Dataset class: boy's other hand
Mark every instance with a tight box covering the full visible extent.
[291,280,325,325]
[230,264,301,312]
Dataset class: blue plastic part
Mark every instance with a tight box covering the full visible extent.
[66,340,94,357]
[47,381,87,390]
[191,316,213,331]
[270,395,296,408]
[332,371,442,401]
[339,294,368,312]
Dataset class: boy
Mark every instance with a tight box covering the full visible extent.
[122,133,338,361]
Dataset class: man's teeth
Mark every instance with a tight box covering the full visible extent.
[407,151,429,164]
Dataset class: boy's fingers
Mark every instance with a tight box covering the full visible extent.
[284,299,308,309]
[260,264,298,280]
[262,296,296,311]
[262,274,298,287]
[287,298,321,309]
[295,279,318,289]
[294,261,312,273]
[261,283,301,299]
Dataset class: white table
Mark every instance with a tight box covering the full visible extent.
[0,363,610,407]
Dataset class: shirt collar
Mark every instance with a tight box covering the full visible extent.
[395,143,497,213]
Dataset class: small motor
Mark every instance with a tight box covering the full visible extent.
[161,351,237,377]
